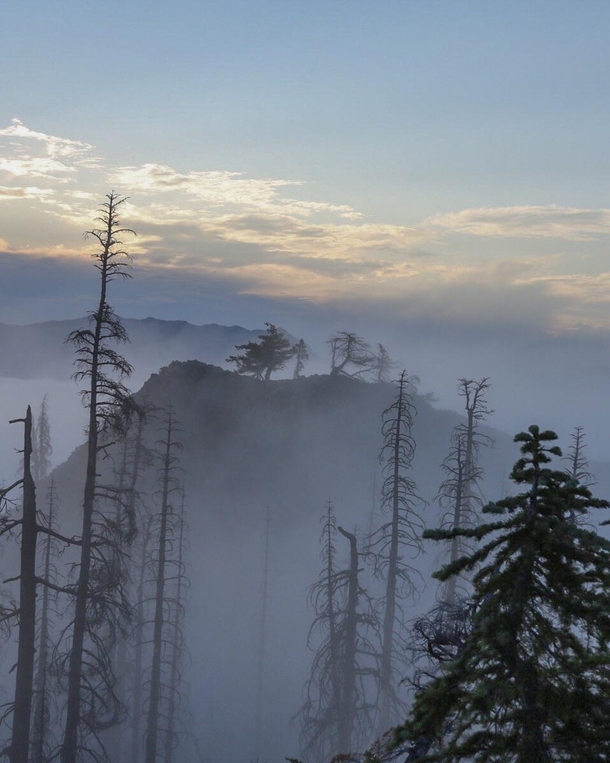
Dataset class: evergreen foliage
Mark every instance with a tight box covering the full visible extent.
[396,425,610,762]
[227,322,296,381]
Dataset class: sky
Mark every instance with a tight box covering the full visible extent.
[2,1,610,456]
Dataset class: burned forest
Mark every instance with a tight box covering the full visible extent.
[0,194,610,763]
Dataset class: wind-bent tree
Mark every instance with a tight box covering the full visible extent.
[396,426,610,762]
[298,503,377,762]
[227,323,296,381]
[327,332,376,378]
[293,339,309,379]
[373,344,395,384]
[60,192,135,763]
[144,407,183,763]
[369,371,425,733]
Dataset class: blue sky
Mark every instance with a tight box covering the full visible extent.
[2,2,610,453]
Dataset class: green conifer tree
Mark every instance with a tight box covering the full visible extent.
[395,425,610,762]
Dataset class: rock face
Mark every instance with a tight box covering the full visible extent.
[47,361,513,762]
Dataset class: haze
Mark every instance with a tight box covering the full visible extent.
[1,3,609,762]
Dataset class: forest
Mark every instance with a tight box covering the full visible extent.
[1,192,610,763]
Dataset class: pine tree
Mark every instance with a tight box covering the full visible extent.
[227,323,296,381]
[293,339,309,379]
[396,425,610,762]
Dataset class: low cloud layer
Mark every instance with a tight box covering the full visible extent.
[2,118,610,341]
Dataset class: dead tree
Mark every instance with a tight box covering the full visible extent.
[163,493,189,763]
[31,478,60,763]
[254,509,271,759]
[403,379,492,761]
[106,404,155,763]
[144,408,183,763]
[60,192,135,763]
[437,378,492,604]
[6,407,37,763]
[369,371,426,733]
[327,332,376,378]
[298,504,378,762]
[129,510,155,763]
[564,426,594,485]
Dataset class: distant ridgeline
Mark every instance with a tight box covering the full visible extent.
[0,318,265,381]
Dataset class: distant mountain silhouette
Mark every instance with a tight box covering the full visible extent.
[0,317,278,382]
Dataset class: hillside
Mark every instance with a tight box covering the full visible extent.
[0,317,269,383]
[46,361,524,761]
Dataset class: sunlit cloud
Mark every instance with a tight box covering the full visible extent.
[110,163,362,219]
[4,119,610,337]
[0,185,54,200]
[0,118,95,161]
[426,205,610,240]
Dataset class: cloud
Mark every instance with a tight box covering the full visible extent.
[110,163,362,219]
[0,186,54,200]
[426,205,610,240]
[0,118,95,160]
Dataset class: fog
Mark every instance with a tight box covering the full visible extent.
[0,318,608,763]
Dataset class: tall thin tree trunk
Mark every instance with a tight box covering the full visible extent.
[132,517,153,763]
[164,495,186,763]
[254,509,271,759]
[9,406,37,763]
[379,379,403,732]
[145,413,175,763]
[31,479,56,763]
[61,231,108,763]
[337,526,359,754]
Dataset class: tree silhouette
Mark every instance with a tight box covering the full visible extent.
[327,332,376,378]
[31,394,52,485]
[144,407,183,763]
[227,323,296,381]
[60,192,135,763]
[298,503,377,762]
[293,339,309,379]
[398,426,610,761]
[369,371,426,733]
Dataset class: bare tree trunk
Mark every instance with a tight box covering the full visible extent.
[254,509,271,759]
[61,271,104,763]
[61,192,134,763]
[378,380,403,732]
[31,479,56,763]
[337,526,359,754]
[164,495,187,763]
[145,412,175,763]
[9,406,37,763]
[131,516,153,763]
